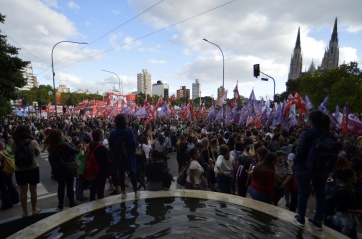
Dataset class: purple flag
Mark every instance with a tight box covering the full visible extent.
[134,107,148,118]
[225,105,230,124]
[206,104,217,121]
[120,106,133,115]
[158,102,170,119]
[318,96,330,114]
[304,94,314,110]
[214,108,224,125]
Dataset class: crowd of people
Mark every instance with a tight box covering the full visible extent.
[0,111,361,238]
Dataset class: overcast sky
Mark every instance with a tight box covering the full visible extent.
[1,0,361,101]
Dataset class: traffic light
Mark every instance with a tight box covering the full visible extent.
[253,64,260,78]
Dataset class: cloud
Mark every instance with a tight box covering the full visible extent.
[340,47,359,63]
[67,1,80,10]
[123,36,142,50]
[148,59,167,64]
[41,0,59,8]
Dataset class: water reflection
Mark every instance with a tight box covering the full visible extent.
[40,197,318,239]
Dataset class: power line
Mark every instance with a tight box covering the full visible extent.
[1,30,50,67]
[17,0,167,77]
[56,0,238,71]
[55,0,167,64]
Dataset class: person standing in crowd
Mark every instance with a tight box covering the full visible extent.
[214,144,235,194]
[109,114,139,199]
[145,150,166,191]
[73,138,88,201]
[329,168,359,238]
[293,110,337,231]
[237,144,256,197]
[176,134,188,172]
[43,129,78,211]
[11,124,41,216]
[273,150,293,206]
[88,129,110,201]
[249,152,277,204]
[0,141,19,210]
[186,147,204,190]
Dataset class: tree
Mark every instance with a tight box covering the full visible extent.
[282,62,362,113]
[0,14,30,116]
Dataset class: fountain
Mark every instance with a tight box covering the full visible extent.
[7,190,346,239]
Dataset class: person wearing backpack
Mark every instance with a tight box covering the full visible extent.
[293,111,341,231]
[0,141,19,210]
[43,129,79,211]
[88,129,110,201]
[109,114,139,199]
[11,124,41,216]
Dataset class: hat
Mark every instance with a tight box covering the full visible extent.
[275,150,285,155]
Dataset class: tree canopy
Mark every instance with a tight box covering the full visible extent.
[282,62,362,113]
[0,13,30,116]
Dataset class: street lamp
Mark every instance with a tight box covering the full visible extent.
[261,77,276,101]
[102,70,123,95]
[203,38,225,90]
[52,41,87,117]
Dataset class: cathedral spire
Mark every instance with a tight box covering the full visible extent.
[295,27,301,49]
[331,17,338,42]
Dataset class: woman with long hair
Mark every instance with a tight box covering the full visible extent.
[176,134,188,172]
[11,124,41,216]
[186,147,204,190]
[43,129,79,210]
[250,152,278,204]
[214,144,235,194]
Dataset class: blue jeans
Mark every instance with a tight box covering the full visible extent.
[295,170,328,223]
[250,187,271,204]
[216,174,232,194]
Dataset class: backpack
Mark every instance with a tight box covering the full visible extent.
[14,140,33,167]
[0,152,15,175]
[113,130,129,162]
[306,130,342,173]
[83,144,102,180]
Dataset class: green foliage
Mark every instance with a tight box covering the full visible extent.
[0,13,30,116]
[283,62,362,113]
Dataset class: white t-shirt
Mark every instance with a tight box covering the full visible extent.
[186,160,204,184]
[214,155,235,177]
[141,143,152,160]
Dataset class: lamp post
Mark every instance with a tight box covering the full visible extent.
[102,70,123,95]
[203,38,225,90]
[52,41,87,117]
[261,75,276,101]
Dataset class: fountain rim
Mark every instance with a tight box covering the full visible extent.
[8,189,346,239]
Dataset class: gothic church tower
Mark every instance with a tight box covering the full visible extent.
[288,28,303,80]
[320,18,339,70]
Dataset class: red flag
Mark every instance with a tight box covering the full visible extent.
[282,94,294,118]
[216,90,228,107]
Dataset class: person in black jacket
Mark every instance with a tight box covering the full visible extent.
[88,129,110,201]
[293,111,334,231]
[43,129,79,211]
[145,150,166,191]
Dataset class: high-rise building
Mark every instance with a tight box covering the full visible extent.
[57,84,70,93]
[217,86,225,99]
[152,80,169,97]
[137,69,151,96]
[288,18,339,80]
[176,86,190,100]
[192,79,200,100]
[20,63,38,90]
